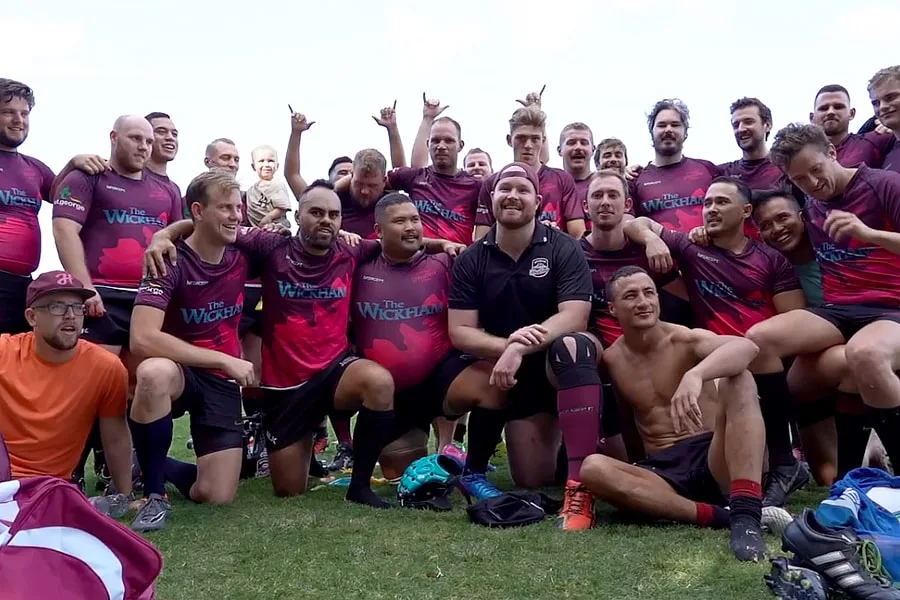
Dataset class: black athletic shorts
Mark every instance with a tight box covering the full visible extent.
[173,367,243,457]
[807,303,900,341]
[395,351,479,434]
[0,271,30,334]
[262,352,359,452]
[659,288,695,329]
[239,285,262,338]
[81,287,136,348]
[636,431,725,506]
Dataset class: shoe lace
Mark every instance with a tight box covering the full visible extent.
[856,539,895,587]
[564,486,588,515]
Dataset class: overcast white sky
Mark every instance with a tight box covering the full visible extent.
[8,0,896,272]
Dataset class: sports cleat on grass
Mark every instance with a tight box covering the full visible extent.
[440,443,497,472]
[458,473,502,502]
[783,509,900,599]
[326,442,354,473]
[131,493,172,533]
[764,557,829,600]
[762,505,795,538]
[556,480,594,531]
[763,461,810,507]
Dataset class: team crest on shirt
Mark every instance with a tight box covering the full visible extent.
[529,257,550,278]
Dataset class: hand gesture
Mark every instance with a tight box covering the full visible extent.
[222,356,259,387]
[143,234,178,278]
[290,109,315,134]
[624,163,644,181]
[85,291,106,318]
[261,223,292,236]
[541,219,560,230]
[441,241,466,257]
[688,226,710,246]
[670,370,704,434]
[490,345,523,391]
[645,237,674,273]
[72,154,110,175]
[516,85,546,108]
[507,324,548,347]
[373,100,398,129]
[875,119,891,135]
[422,93,449,119]
[824,209,875,243]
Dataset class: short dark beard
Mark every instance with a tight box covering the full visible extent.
[44,332,78,351]
[0,131,25,149]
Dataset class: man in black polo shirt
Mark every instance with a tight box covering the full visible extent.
[449,162,599,531]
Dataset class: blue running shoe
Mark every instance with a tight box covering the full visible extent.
[458,473,502,502]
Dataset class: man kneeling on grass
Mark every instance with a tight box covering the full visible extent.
[581,266,768,562]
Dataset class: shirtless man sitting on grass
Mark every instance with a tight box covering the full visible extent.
[581,265,769,562]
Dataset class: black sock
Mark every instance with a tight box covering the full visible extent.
[729,494,766,562]
[866,405,900,469]
[836,410,870,479]
[453,422,467,445]
[314,424,328,441]
[349,407,394,491]
[130,413,173,497]
[754,373,795,467]
[164,457,198,501]
[464,407,506,474]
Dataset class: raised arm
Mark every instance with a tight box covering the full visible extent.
[623,217,675,273]
[285,110,315,199]
[411,93,449,169]
[373,100,406,169]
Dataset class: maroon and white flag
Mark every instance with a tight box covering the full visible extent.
[0,476,163,599]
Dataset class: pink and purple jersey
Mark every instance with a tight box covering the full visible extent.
[659,229,801,336]
[884,139,900,174]
[717,157,789,192]
[476,165,584,229]
[579,237,675,347]
[835,132,895,168]
[135,241,249,377]
[629,157,720,233]
[387,167,480,245]
[0,151,55,276]
[338,189,377,239]
[352,251,452,391]
[234,228,381,388]
[144,169,185,218]
[52,170,182,289]
[803,165,900,306]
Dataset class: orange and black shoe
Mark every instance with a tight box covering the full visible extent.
[556,480,595,531]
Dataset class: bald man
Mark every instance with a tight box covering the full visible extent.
[53,115,183,358]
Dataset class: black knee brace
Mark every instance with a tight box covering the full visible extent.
[548,334,601,389]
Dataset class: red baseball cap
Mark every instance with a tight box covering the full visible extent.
[493,161,541,194]
[26,271,96,307]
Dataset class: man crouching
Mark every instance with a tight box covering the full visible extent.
[581,265,767,562]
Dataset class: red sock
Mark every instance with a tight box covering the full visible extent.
[332,417,353,447]
[695,502,730,529]
[730,479,762,499]
[557,385,602,481]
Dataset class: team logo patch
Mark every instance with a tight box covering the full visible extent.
[529,257,550,278]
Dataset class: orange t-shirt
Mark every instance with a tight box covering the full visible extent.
[0,332,128,479]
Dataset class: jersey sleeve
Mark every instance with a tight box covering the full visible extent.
[52,170,95,225]
[32,157,56,202]
[448,248,481,310]
[167,184,183,226]
[554,236,594,302]
[344,238,382,262]
[559,172,586,222]
[134,262,180,311]
[233,226,288,258]
[658,228,692,262]
[697,159,723,177]
[387,167,419,192]
[96,357,128,419]
[475,175,496,226]
[770,251,802,295]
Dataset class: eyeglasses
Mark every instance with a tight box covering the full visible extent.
[33,301,86,316]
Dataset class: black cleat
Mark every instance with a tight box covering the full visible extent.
[764,557,829,600]
[730,515,768,562]
[783,509,900,599]
[326,442,354,473]
[308,454,329,479]
[764,461,810,507]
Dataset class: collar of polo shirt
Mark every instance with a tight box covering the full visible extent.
[481,221,550,247]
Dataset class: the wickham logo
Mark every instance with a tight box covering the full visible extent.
[529,257,550,278]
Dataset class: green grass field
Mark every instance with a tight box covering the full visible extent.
[112,419,826,600]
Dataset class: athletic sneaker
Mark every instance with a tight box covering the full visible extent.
[88,492,134,519]
[458,473,502,502]
[131,493,172,533]
[440,443,497,473]
[764,557,830,600]
[309,455,329,479]
[763,461,810,507]
[326,442,354,473]
[556,480,594,531]
[762,505,795,538]
[783,508,900,599]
